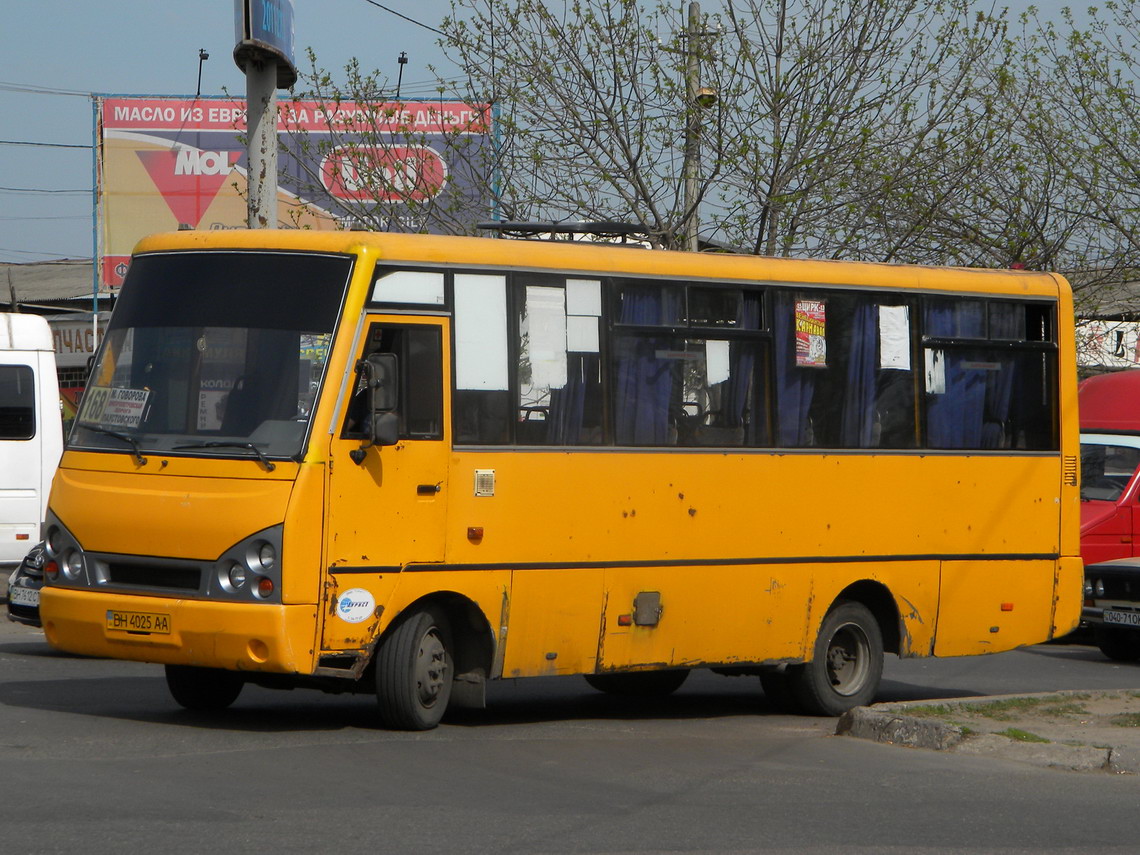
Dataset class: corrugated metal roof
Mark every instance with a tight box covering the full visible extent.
[0,260,100,305]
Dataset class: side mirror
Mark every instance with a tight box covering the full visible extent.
[349,353,399,465]
[366,352,398,414]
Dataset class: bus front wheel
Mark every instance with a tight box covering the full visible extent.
[165,665,244,711]
[789,601,883,716]
[375,608,454,730]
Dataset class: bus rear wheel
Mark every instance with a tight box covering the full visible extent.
[375,608,454,730]
[789,601,883,716]
[165,665,244,711]
[584,669,689,696]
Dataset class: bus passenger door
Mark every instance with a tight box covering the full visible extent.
[322,317,450,651]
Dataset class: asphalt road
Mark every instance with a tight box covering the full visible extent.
[1,620,1138,854]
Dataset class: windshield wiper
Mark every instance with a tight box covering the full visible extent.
[87,426,147,466]
[173,441,277,472]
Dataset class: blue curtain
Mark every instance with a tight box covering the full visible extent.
[840,302,878,447]
[721,293,761,429]
[925,302,986,448]
[982,304,1021,448]
[774,293,815,446]
[546,354,595,444]
[614,286,682,445]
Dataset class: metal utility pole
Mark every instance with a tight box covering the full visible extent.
[233,0,297,229]
[682,1,702,253]
[245,59,279,229]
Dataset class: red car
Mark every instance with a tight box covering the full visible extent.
[1080,371,1140,564]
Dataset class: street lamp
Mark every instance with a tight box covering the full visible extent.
[196,49,210,99]
[682,3,716,252]
[396,51,408,100]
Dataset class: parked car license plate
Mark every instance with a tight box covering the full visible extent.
[1103,609,1140,627]
[8,586,38,608]
[105,610,171,634]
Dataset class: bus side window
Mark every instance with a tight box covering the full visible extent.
[342,324,443,441]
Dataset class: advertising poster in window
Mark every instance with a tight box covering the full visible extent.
[794,299,827,367]
[96,96,491,290]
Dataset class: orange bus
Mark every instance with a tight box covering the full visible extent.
[39,230,1082,728]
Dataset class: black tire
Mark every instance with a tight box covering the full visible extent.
[165,665,244,711]
[788,601,883,716]
[759,670,799,713]
[584,669,689,696]
[1094,626,1140,662]
[376,608,454,730]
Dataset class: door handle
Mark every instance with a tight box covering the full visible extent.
[417,483,442,495]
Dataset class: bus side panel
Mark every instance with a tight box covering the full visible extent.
[501,568,604,677]
[596,564,814,670]
[597,560,940,671]
[933,559,1056,657]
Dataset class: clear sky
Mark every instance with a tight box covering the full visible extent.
[0,0,454,263]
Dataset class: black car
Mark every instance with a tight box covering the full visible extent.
[6,542,45,628]
[1083,557,1140,661]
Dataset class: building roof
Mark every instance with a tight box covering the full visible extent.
[0,259,105,312]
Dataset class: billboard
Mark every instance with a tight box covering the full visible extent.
[96,95,491,289]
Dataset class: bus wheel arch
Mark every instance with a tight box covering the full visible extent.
[836,580,901,656]
[788,590,891,716]
[372,592,495,728]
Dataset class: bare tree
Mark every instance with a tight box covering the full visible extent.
[1008,3,1140,314]
[710,0,1016,259]
[442,0,726,248]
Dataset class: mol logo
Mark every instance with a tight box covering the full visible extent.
[319,145,448,203]
[174,149,239,176]
[136,146,242,228]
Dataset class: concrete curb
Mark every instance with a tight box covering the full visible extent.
[836,693,1140,774]
[836,705,964,751]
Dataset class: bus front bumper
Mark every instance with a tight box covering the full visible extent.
[41,587,318,674]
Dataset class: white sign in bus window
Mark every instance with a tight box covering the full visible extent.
[525,286,567,390]
[879,305,911,370]
[925,348,946,394]
[455,274,509,390]
[566,279,602,316]
[371,270,445,305]
[567,316,599,353]
[706,340,731,386]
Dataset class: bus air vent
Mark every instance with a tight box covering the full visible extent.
[1063,455,1078,487]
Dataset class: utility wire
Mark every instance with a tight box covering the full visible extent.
[0,186,89,195]
[359,1,446,37]
[0,80,91,97]
[0,139,91,149]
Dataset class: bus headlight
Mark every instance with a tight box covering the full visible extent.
[1095,579,1106,598]
[226,562,247,591]
[255,542,276,571]
[62,550,84,580]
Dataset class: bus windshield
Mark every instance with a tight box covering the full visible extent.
[71,251,352,460]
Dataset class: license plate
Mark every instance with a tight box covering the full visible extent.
[105,610,171,634]
[1103,609,1140,627]
[8,586,38,608]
